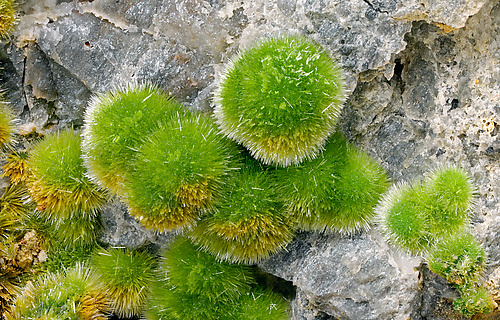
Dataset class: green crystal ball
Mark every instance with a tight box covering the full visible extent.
[215,35,345,166]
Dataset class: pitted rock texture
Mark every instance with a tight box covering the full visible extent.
[391,0,488,29]
[342,0,500,266]
[34,10,214,99]
[1,0,499,318]
[259,231,420,320]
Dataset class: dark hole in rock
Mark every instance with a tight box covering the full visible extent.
[449,98,460,111]
[316,313,336,319]
[253,266,297,300]
[394,58,403,78]
[491,122,500,136]
[436,148,445,157]
[485,146,495,154]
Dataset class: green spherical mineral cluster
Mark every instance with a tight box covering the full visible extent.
[376,181,433,255]
[51,213,103,248]
[145,237,289,320]
[91,247,156,318]
[423,166,475,239]
[329,146,389,232]
[126,111,241,231]
[376,166,474,255]
[146,282,234,320]
[160,237,254,300]
[273,132,348,231]
[232,290,289,320]
[9,264,110,320]
[453,287,495,318]
[190,160,294,264]
[215,35,345,166]
[274,132,388,234]
[145,237,254,320]
[82,83,185,196]
[427,232,486,287]
[27,129,108,218]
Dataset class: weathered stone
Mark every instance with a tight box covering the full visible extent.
[291,288,337,320]
[83,0,161,31]
[304,0,411,74]
[259,231,420,320]
[391,0,488,29]
[25,42,57,102]
[34,10,215,103]
[0,40,93,133]
[0,42,26,116]
[414,264,467,320]
[49,57,92,128]
[99,197,174,248]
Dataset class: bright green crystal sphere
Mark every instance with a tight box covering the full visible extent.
[215,35,345,166]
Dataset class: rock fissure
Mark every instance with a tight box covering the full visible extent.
[20,55,28,120]
[361,0,390,15]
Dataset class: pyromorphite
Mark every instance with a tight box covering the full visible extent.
[82,83,185,196]
[126,111,241,232]
[215,35,345,166]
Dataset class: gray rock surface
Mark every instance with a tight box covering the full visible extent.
[290,288,337,320]
[391,0,488,29]
[1,0,499,318]
[99,197,174,248]
[259,231,420,320]
[414,265,467,320]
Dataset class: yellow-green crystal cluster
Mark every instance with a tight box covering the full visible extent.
[375,166,493,316]
[215,35,345,166]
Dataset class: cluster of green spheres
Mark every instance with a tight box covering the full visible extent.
[376,166,475,255]
[83,83,241,232]
[25,129,107,249]
[375,166,494,316]
[2,32,493,319]
[8,264,110,320]
[91,247,157,318]
[273,132,389,234]
[79,36,388,265]
[146,237,289,320]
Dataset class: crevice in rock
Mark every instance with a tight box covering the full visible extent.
[361,0,389,15]
[392,59,406,96]
[253,266,297,301]
[414,263,466,320]
[43,100,60,129]
[20,55,29,119]
[0,42,29,117]
[80,8,142,33]
[449,98,460,111]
